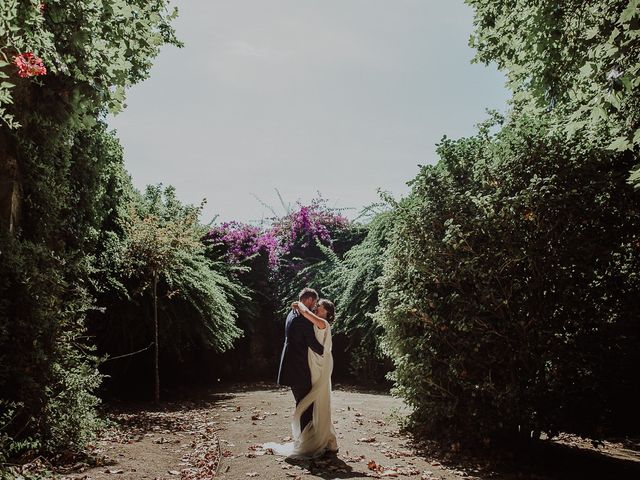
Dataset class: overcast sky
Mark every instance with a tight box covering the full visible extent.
[108,0,509,224]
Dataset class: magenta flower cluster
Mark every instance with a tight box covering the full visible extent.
[272,200,350,251]
[206,221,279,267]
[206,200,349,269]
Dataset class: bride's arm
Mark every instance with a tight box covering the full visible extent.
[291,301,327,330]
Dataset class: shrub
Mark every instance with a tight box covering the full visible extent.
[377,114,640,445]
[321,209,394,382]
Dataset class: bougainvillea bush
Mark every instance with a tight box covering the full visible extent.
[377,114,640,445]
[206,198,356,290]
[206,221,279,269]
[203,199,368,380]
[270,199,365,313]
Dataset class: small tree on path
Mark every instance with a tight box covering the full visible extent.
[121,191,203,404]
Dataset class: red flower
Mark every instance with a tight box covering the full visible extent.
[13,52,47,78]
[39,3,46,14]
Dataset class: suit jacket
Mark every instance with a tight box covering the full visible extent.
[277,309,324,386]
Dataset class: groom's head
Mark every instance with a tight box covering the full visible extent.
[298,287,319,311]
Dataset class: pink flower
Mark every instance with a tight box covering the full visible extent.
[13,52,47,78]
[270,199,350,251]
[207,221,280,268]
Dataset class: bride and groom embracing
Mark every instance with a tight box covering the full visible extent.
[264,287,338,458]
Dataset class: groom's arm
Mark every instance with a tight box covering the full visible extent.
[302,321,324,355]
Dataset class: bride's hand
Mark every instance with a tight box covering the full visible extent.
[292,301,309,313]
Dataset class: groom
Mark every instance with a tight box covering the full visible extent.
[277,287,324,432]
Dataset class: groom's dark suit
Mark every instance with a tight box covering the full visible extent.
[277,309,324,432]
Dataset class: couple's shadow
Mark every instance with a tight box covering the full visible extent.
[285,452,369,479]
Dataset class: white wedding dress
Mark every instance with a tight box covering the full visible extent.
[264,319,338,458]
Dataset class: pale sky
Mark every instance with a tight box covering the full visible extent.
[108,0,509,224]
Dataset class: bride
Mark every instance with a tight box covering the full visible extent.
[265,298,338,458]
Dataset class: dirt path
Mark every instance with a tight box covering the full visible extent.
[62,384,640,480]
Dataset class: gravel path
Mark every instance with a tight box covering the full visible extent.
[62,383,640,480]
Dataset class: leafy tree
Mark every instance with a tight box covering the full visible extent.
[0,0,180,127]
[467,0,640,184]
[0,0,179,460]
[95,186,244,402]
[122,188,202,403]
[0,121,124,460]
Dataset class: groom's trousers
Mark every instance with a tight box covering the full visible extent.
[291,381,313,432]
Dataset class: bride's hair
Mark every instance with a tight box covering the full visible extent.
[318,299,335,323]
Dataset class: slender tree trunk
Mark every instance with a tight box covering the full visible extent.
[0,151,21,234]
[153,271,160,404]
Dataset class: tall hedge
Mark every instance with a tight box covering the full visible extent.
[0,0,179,459]
[377,114,640,444]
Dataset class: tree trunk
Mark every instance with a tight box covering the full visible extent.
[0,152,21,234]
[153,271,160,404]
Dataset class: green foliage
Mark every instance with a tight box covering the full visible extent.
[90,186,245,392]
[0,119,128,459]
[0,0,178,461]
[377,114,640,444]
[0,218,102,459]
[121,186,205,287]
[124,186,244,354]
[467,0,640,183]
[0,0,181,127]
[321,210,394,382]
